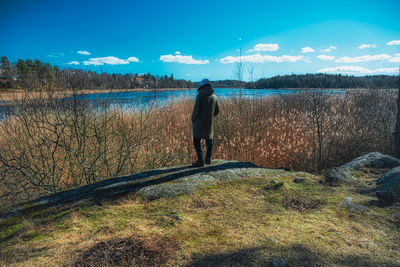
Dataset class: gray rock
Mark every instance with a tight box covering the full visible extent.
[344,152,400,169]
[266,237,278,243]
[136,167,281,200]
[391,213,400,219]
[270,258,287,267]
[136,178,214,200]
[376,166,400,204]
[325,152,400,185]
[0,159,287,221]
[325,167,357,185]
[338,197,369,213]
[293,177,306,183]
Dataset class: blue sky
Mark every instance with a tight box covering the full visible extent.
[1,0,399,81]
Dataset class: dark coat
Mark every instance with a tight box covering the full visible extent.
[191,84,219,139]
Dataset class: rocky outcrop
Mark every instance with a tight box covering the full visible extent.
[0,160,291,222]
[136,165,284,200]
[324,152,400,185]
[376,166,400,204]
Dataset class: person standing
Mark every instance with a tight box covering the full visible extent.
[191,78,219,167]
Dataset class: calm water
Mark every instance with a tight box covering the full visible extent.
[69,88,303,107]
[0,88,345,120]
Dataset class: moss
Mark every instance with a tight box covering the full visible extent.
[20,202,47,216]
[20,230,49,242]
[0,223,24,242]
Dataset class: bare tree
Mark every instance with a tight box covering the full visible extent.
[394,67,400,157]
[233,61,244,95]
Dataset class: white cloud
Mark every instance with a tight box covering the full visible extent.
[219,54,305,64]
[317,55,335,61]
[317,66,398,74]
[77,50,91,55]
[358,44,376,49]
[246,43,279,53]
[159,54,209,64]
[387,40,400,46]
[374,67,399,73]
[320,46,337,52]
[83,56,139,65]
[202,73,211,77]
[301,47,315,53]
[67,61,80,65]
[301,46,315,53]
[127,57,139,62]
[335,53,391,63]
[47,52,65,58]
[389,53,400,63]
[175,51,181,55]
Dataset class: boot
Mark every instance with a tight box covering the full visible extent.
[205,157,211,164]
[191,159,204,167]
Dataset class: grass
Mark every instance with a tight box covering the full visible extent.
[0,170,399,266]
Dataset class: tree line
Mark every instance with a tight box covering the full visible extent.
[0,56,195,90]
[251,73,398,89]
[0,56,398,90]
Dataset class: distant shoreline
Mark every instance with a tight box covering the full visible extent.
[0,87,394,103]
[0,88,196,102]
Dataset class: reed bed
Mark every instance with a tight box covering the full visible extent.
[0,89,396,210]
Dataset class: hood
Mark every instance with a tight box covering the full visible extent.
[198,84,214,96]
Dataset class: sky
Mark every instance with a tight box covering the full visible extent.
[0,0,399,81]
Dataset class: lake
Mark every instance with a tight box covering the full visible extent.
[0,88,345,120]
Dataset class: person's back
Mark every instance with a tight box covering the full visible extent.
[191,79,219,167]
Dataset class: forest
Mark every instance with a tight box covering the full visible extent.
[0,56,398,90]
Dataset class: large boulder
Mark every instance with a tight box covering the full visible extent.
[325,152,400,185]
[376,166,400,204]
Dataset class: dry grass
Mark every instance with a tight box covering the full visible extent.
[71,234,179,267]
[161,89,395,172]
[0,89,396,210]
[0,170,399,266]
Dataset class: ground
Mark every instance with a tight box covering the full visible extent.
[0,160,399,266]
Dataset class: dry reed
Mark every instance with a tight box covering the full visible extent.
[0,89,396,210]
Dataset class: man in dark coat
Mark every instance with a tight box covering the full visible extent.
[191,78,219,167]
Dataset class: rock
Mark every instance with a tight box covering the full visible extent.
[269,258,287,267]
[0,160,290,221]
[325,152,400,185]
[136,176,215,200]
[265,237,278,243]
[166,212,182,221]
[344,152,400,169]
[136,162,283,200]
[263,182,289,191]
[293,177,306,183]
[276,167,291,171]
[325,167,357,185]
[376,166,400,204]
[339,197,354,207]
[391,213,400,219]
[338,197,369,213]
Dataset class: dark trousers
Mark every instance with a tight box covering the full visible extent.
[193,137,213,161]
